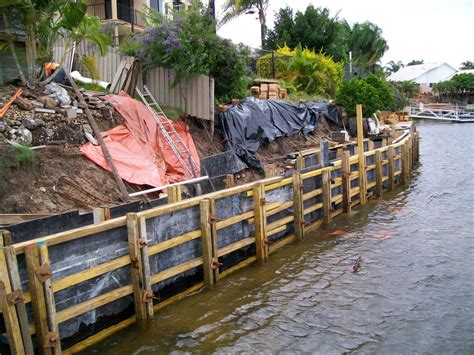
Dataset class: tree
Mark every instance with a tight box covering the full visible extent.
[219,0,269,48]
[0,0,111,86]
[348,22,389,73]
[264,5,349,61]
[460,61,474,70]
[406,59,424,66]
[385,60,404,75]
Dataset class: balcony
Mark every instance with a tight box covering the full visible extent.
[87,3,146,30]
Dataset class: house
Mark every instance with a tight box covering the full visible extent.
[388,62,457,93]
[86,0,193,45]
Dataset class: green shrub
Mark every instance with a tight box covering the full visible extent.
[336,74,395,117]
[14,146,37,166]
[256,52,292,79]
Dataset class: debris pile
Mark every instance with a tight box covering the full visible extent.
[250,82,289,100]
[0,84,117,147]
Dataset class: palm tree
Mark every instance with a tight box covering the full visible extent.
[348,22,389,74]
[219,0,269,48]
[385,60,404,75]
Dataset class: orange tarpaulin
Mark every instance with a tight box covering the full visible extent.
[80,92,200,188]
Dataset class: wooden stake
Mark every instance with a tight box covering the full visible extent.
[1,229,13,246]
[38,243,61,354]
[368,140,375,151]
[401,141,409,184]
[167,185,182,203]
[253,183,269,261]
[3,246,34,354]
[63,69,129,201]
[388,146,395,190]
[375,150,383,197]
[93,208,105,224]
[341,151,352,214]
[0,238,26,355]
[126,213,147,320]
[25,244,51,354]
[209,199,220,282]
[138,216,154,318]
[356,104,367,205]
[292,173,304,240]
[322,169,332,224]
[199,200,215,286]
[296,155,305,170]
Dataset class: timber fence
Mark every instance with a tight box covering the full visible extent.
[0,130,419,354]
[52,39,214,122]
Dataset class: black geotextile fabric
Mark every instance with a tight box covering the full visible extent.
[218,97,342,171]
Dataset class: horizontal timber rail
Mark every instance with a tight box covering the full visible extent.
[0,125,419,354]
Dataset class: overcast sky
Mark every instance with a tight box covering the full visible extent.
[215,0,473,68]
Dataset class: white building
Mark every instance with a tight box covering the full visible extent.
[388,62,458,93]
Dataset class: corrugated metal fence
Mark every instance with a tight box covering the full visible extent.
[52,39,214,121]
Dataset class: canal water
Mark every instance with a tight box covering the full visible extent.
[86,121,474,354]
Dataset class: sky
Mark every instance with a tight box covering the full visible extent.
[215,0,474,69]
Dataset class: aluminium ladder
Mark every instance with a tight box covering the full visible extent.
[136,85,199,179]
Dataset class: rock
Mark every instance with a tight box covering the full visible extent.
[14,96,33,111]
[43,82,71,106]
[31,100,44,108]
[23,117,41,130]
[8,126,33,146]
[0,121,6,133]
[39,96,57,109]
[39,187,47,193]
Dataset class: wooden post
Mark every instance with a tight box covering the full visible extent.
[401,141,409,184]
[25,244,51,354]
[296,155,305,170]
[322,168,332,224]
[38,243,61,354]
[167,185,182,203]
[253,184,269,262]
[200,200,215,286]
[126,213,147,320]
[375,149,383,197]
[341,151,352,214]
[292,172,304,240]
[368,140,375,151]
[4,246,35,354]
[0,238,26,355]
[1,229,13,245]
[356,104,367,205]
[224,174,234,188]
[319,140,329,167]
[93,208,105,224]
[382,138,388,147]
[208,199,220,282]
[388,146,395,190]
[138,217,154,318]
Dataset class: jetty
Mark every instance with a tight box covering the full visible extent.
[410,103,474,122]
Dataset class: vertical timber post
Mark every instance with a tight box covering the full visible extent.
[38,243,61,354]
[209,199,220,282]
[322,168,332,224]
[253,183,269,262]
[138,216,154,318]
[375,149,383,197]
[341,151,352,213]
[200,200,215,286]
[167,185,182,203]
[319,140,329,167]
[93,208,105,224]
[388,146,395,190]
[356,104,367,205]
[0,237,25,355]
[25,244,51,355]
[292,172,304,240]
[4,246,34,354]
[296,155,305,170]
[126,213,147,321]
[401,141,409,184]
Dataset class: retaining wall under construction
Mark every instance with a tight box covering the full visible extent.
[0,124,419,354]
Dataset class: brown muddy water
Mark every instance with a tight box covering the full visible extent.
[85,121,474,354]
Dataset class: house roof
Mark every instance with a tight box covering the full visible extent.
[388,62,457,82]
[448,69,474,79]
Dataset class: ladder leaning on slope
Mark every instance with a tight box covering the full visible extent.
[136,85,199,179]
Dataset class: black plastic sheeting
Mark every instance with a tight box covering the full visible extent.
[218,97,342,171]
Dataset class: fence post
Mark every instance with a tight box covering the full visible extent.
[375,150,383,197]
[292,172,304,240]
[356,104,367,205]
[25,244,53,355]
[296,155,305,170]
[253,183,269,262]
[341,151,352,213]
[319,140,329,167]
[322,169,332,224]
[200,200,215,286]
[3,246,34,354]
[138,216,154,318]
[388,146,395,190]
[401,141,409,184]
[126,213,147,321]
[0,237,26,355]
[167,185,182,203]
